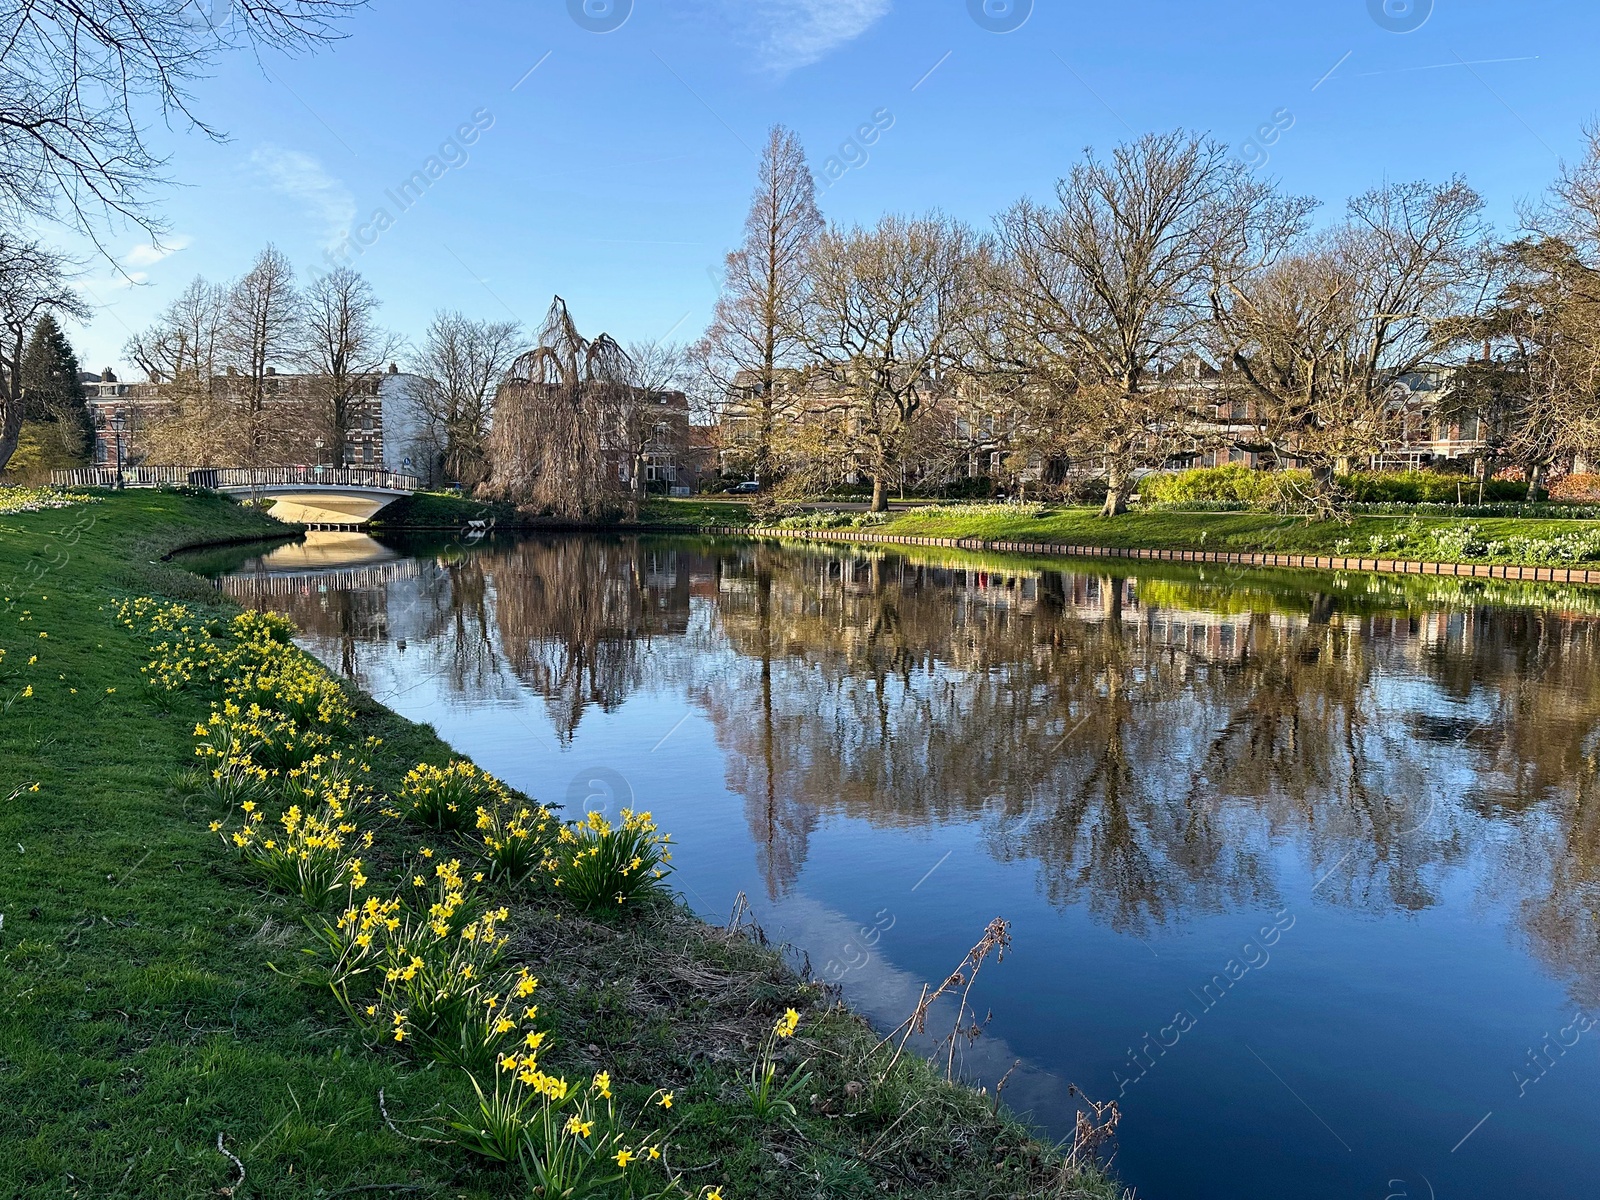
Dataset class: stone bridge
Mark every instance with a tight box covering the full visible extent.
[51,465,421,526]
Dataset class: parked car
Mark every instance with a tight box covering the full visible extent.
[732,480,760,494]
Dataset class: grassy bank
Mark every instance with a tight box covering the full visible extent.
[374,493,1600,571]
[840,505,1600,569]
[0,488,1119,1200]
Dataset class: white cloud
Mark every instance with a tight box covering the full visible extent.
[123,236,191,268]
[249,145,358,246]
[743,0,890,73]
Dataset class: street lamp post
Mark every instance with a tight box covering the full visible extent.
[110,411,126,489]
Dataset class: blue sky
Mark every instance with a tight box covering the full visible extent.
[63,0,1600,374]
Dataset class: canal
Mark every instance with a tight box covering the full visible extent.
[191,530,1600,1199]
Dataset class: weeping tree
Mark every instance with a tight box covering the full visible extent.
[489,296,632,520]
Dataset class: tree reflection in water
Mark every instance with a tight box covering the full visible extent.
[223,535,1600,1004]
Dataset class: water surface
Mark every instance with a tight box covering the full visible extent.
[204,531,1600,1200]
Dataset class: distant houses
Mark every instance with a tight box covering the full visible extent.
[83,364,432,477]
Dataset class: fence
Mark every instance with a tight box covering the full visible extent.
[51,465,421,492]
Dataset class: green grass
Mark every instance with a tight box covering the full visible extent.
[0,489,1120,1200]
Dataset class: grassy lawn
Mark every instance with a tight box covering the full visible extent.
[0,488,1117,1200]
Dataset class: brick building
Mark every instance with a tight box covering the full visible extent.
[86,365,427,473]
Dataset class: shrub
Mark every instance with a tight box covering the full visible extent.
[1140,465,1310,508]
[937,474,997,500]
[1061,474,1110,505]
[552,810,673,912]
[1340,470,1526,504]
[1552,473,1600,503]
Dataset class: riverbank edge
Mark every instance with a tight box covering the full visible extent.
[364,492,1600,581]
[1,492,1123,1199]
[716,526,1600,585]
[381,514,1600,586]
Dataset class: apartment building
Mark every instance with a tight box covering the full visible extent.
[84,365,428,472]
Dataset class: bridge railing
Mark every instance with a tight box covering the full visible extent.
[52,465,421,492]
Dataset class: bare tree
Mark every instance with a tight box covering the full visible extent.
[1543,119,1600,256]
[490,297,629,519]
[300,266,400,465]
[0,232,91,470]
[995,130,1309,515]
[0,0,357,249]
[221,245,302,461]
[408,310,522,487]
[797,212,982,512]
[126,274,227,384]
[1433,130,1600,491]
[1215,178,1490,510]
[696,125,822,488]
[124,274,235,465]
[619,339,690,509]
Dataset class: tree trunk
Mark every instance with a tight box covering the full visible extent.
[0,329,22,471]
[870,473,888,513]
[0,396,21,473]
[1100,459,1132,516]
[1309,462,1339,519]
[1527,460,1544,501]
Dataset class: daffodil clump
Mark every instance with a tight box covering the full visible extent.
[745,1007,811,1123]
[223,638,354,729]
[212,787,374,907]
[0,641,45,711]
[190,709,274,805]
[401,758,507,832]
[0,485,98,514]
[315,855,518,1071]
[196,698,336,776]
[456,1066,679,1197]
[283,745,380,804]
[475,795,555,886]
[125,601,349,731]
[552,808,675,912]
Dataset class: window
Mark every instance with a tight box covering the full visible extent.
[361,442,374,464]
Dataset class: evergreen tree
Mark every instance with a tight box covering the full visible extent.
[20,314,91,457]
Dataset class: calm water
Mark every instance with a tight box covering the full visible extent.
[201,531,1600,1200]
